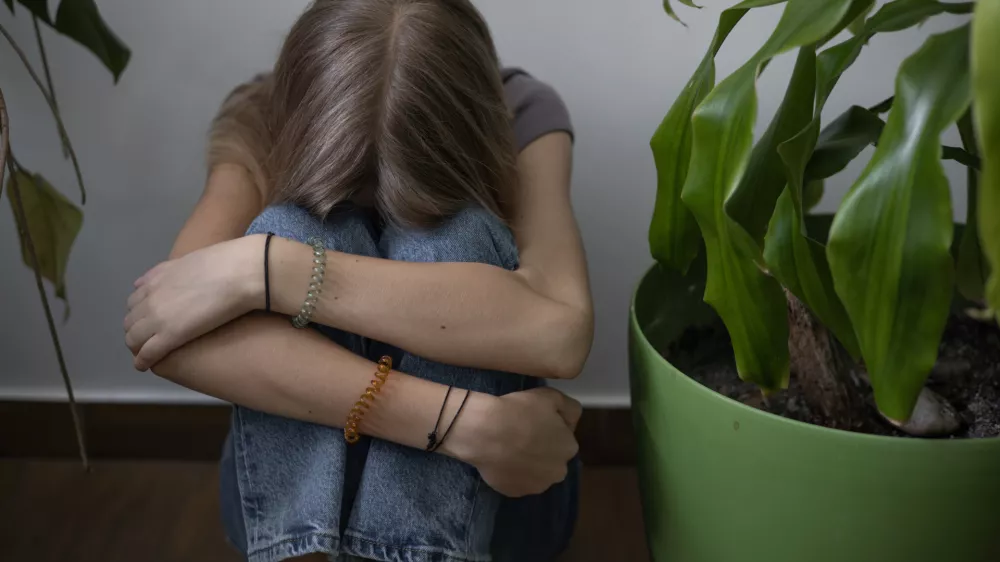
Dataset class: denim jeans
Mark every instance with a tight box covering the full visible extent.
[219,204,579,562]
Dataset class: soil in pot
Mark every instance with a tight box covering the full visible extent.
[668,314,1000,438]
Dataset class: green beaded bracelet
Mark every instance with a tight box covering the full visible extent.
[291,237,326,329]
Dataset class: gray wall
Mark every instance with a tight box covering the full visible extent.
[0,1,967,405]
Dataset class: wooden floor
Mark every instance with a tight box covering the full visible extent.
[0,461,649,562]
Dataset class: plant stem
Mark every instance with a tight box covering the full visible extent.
[0,20,87,204]
[1,88,89,471]
[0,86,7,199]
[32,16,70,159]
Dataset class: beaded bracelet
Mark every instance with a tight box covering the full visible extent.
[291,237,326,329]
[345,356,393,444]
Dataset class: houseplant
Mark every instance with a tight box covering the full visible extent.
[631,0,1000,560]
[2,0,131,468]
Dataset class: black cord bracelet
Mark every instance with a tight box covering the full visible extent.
[429,389,471,453]
[427,386,453,451]
[264,232,275,313]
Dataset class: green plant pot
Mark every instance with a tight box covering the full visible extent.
[629,262,1000,562]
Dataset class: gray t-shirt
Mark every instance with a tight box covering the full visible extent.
[501,67,574,151]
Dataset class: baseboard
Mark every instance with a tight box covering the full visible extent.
[0,401,636,466]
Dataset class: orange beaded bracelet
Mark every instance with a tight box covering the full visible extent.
[344,355,392,444]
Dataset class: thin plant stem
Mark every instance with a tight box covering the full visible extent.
[0,86,7,199]
[1,87,89,471]
[0,21,87,204]
[32,16,70,159]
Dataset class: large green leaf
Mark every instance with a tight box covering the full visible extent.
[7,171,83,302]
[973,0,1000,318]
[54,0,131,81]
[827,25,971,421]
[649,0,785,272]
[680,0,856,390]
[955,110,989,303]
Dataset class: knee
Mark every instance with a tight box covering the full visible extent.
[246,203,378,257]
[381,207,518,269]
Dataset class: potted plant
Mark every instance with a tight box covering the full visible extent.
[631,0,1000,561]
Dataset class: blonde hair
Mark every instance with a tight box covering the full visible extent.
[208,0,517,227]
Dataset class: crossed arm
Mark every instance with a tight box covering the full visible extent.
[127,131,592,495]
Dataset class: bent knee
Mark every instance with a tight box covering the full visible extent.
[247,203,378,257]
[381,207,518,269]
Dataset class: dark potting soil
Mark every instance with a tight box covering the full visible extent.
[669,314,1000,439]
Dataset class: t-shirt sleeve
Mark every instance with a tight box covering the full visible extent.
[502,68,574,152]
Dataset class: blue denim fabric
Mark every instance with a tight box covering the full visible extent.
[219,204,579,562]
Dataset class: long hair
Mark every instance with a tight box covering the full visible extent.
[209,0,517,227]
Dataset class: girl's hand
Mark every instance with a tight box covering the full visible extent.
[125,235,264,370]
[450,387,582,497]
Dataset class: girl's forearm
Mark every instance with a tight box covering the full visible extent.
[261,236,588,379]
[152,313,489,460]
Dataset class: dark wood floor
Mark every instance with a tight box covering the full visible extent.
[0,461,648,562]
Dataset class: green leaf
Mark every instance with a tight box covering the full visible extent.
[13,0,52,23]
[803,179,824,211]
[4,0,12,14]
[758,47,862,359]
[649,0,786,272]
[847,1,874,35]
[727,46,820,245]
[973,0,1000,318]
[869,96,894,114]
[6,171,83,303]
[827,25,971,421]
[680,0,856,390]
[804,106,884,181]
[955,111,988,303]
[865,0,973,33]
[55,0,131,81]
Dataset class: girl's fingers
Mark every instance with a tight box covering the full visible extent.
[134,334,168,372]
[126,285,148,311]
[124,317,155,357]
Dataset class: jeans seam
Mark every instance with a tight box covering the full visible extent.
[341,531,491,562]
[235,407,259,547]
[246,530,340,558]
[464,476,482,555]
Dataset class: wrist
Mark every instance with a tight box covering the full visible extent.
[239,234,268,311]
[438,391,498,465]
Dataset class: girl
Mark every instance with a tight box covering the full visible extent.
[125,1,592,560]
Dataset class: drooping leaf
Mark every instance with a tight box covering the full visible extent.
[649,0,786,272]
[972,0,1000,318]
[55,0,131,81]
[6,171,83,302]
[14,0,52,23]
[864,0,973,33]
[805,106,885,181]
[758,47,862,359]
[680,0,856,391]
[3,0,12,14]
[869,96,894,114]
[827,25,971,421]
[727,47,820,245]
[727,0,873,242]
[847,1,874,35]
[955,110,989,303]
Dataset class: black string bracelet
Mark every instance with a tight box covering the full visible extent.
[429,389,471,453]
[426,386,453,451]
[264,232,275,313]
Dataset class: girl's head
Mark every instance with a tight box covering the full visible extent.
[268,0,516,226]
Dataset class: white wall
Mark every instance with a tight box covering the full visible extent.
[0,1,968,406]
